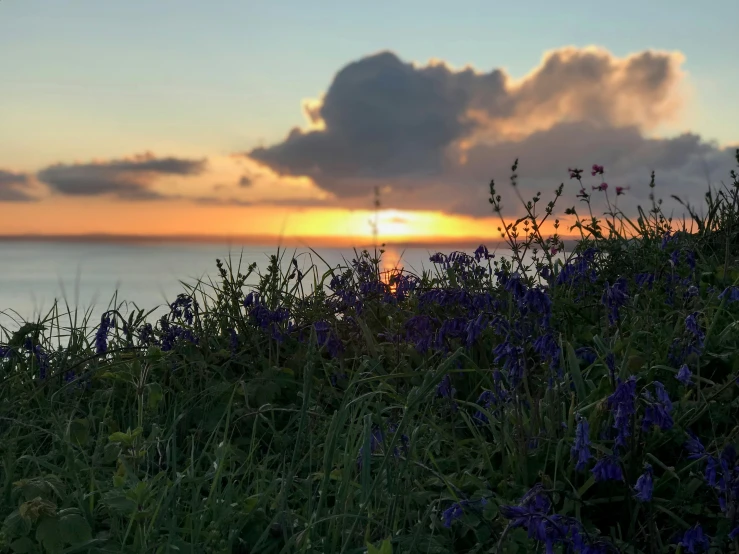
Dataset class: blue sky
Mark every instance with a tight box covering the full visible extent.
[0,0,738,240]
[3,0,738,169]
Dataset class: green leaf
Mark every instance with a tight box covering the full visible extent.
[367,537,393,554]
[68,419,89,447]
[9,537,35,554]
[58,513,92,546]
[146,383,164,410]
[36,517,63,553]
[565,342,587,403]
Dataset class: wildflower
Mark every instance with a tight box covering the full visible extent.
[633,464,654,502]
[569,167,583,179]
[592,164,605,176]
[679,524,710,553]
[635,272,655,289]
[592,453,624,482]
[474,244,493,262]
[705,456,719,487]
[95,314,114,355]
[592,183,608,191]
[684,430,705,460]
[169,294,195,324]
[676,364,692,386]
[718,286,739,303]
[441,502,465,528]
[576,347,597,365]
[615,186,629,196]
[607,376,637,447]
[571,415,593,471]
[601,278,629,326]
[437,374,456,399]
[685,312,705,347]
[685,250,696,272]
[441,498,487,528]
[641,381,674,432]
[405,315,435,354]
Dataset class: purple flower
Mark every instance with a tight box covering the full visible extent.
[592,454,624,482]
[601,278,629,326]
[685,312,705,348]
[633,464,654,502]
[679,524,710,553]
[95,314,114,355]
[437,374,456,399]
[571,415,593,471]
[607,377,637,447]
[676,364,692,386]
[441,498,487,528]
[576,347,597,365]
[684,431,705,460]
[719,286,739,303]
[641,381,674,432]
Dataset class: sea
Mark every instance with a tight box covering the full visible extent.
[0,240,525,331]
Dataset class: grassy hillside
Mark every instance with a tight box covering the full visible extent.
[2,153,739,553]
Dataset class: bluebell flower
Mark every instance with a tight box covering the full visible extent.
[437,374,456,399]
[592,453,624,482]
[493,340,526,386]
[137,323,155,347]
[31,344,50,380]
[633,464,654,502]
[685,312,705,348]
[474,244,493,262]
[634,272,655,290]
[601,278,629,326]
[441,498,487,528]
[684,430,705,460]
[576,347,597,365]
[404,315,435,354]
[571,415,593,471]
[169,293,196,324]
[676,364,692,386]
[95,314,114,355]
[705,456,719,487]
[607,376,637,447]
[685,250,697,272]
[718,286,739,303]
[641,381,674,432]
[679,524,710,553]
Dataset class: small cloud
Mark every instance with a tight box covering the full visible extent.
[0,169,38,202]
[36,152,207,199]
[239,175,253,187]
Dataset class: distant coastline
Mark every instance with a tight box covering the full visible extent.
[0,233,580,251]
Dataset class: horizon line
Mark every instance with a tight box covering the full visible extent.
[0,232,579,250]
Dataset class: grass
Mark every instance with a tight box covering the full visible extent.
[2,152,739,553]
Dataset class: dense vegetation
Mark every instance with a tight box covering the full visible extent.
[2,153,739,553]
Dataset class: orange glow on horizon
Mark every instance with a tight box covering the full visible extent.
[0,197,581,246]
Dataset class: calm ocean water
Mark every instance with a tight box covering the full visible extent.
[0,241,522,331]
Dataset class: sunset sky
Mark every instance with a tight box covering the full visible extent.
[1,0,738,246]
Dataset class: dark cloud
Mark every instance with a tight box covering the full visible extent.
[244,47,739,218]
[0,169,37,202]
[36,152,207,199]
[239,175,253,187]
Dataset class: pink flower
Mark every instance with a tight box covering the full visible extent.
[550,247,559,255]
[616,186,629,196]
[569,167,583,180]
[592,183,608,191]
[592,164,605,176]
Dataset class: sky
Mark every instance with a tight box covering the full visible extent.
[1,0,738,245]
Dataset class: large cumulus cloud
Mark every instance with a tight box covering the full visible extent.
[36,152,207,199]
[247,46,738,217]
